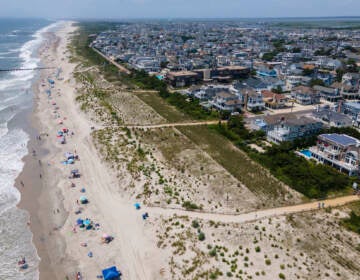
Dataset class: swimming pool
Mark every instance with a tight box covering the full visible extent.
[300,149,312,158]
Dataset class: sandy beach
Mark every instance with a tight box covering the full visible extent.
[16,22,168,280]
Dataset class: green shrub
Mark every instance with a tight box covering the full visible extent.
[198,232,205,241]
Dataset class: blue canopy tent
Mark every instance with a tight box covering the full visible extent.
[134,203,141,210]
[102,266,120,280]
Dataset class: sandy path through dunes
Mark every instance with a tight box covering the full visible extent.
[121,120,225,128]
[147,195,360,223]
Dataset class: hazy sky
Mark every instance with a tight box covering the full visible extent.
[0,0,359,19]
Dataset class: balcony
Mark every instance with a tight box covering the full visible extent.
[309,147,358,171]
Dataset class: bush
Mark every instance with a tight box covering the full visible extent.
[198,232,205,241]
[341,211,360,234]
[255,246,261,253]
[209,248,217,257]
[192,220,200,228]
[279,273,286,279]
[182,201,200,210]
[265,259,271,265]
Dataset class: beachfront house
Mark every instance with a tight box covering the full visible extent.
[309,133,360,176]
[265,115,323,143]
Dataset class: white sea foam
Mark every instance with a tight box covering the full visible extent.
[0,20,60,280]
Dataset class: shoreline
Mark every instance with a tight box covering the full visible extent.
[15,27,71,280]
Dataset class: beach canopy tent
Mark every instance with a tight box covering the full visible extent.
[76,218,84,225]
[79,196,88,204]
[48,78,55,84]
[134,203,141,210]
[65,152,74,160]
[46,89,51,96]
[102,266,121,280]
[57,131,64,136]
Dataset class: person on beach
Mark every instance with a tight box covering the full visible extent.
[20,181,24,187]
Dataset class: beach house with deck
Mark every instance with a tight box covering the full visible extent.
[309,134,360,176]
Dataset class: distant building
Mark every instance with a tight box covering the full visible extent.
[309,134,360,176]
[261,90,288,109]
[341,73,360,100]
[210,92,242,112]
[291,86,321,105]
[241,89,265,112]
[166,71,201,87]
[313,85,341,102]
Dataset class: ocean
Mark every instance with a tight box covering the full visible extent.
[0,19,56,280]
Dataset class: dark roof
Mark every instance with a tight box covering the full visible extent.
[320,133,359,146]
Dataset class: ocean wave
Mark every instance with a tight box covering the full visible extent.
[0,128,29,215]
[9,21,60,85]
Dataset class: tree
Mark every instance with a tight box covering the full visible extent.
[310,79,325,87]
[336,68,345,82]
[262,52,276,61]
[160,61,169,69]
[271,85,283,93]
[302,68,314,76]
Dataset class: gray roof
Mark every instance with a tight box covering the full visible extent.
[345,102,360,110]
[320,133,359,146]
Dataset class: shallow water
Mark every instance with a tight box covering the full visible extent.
[0,19,57,280]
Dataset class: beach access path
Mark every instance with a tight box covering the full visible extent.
[147,195,360,223]
[120,120,225,129]
[91,47,131,74]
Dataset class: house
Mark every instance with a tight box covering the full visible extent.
[291,86,321,105]
[265,115,323,143]
[285,75,311,91]
[338,101,360,126]
[257,67,277,77]
[341,73,360,99]
[242,89,265,112]
[234,77,268,92]
[261,90,288,109]
[210,92,242,112]
[312,108,353,127]
[313,85,341,102]
[309,133,360,176]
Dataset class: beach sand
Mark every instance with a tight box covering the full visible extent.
[16,22,167,280]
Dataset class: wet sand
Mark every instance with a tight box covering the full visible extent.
[15,32,70,280]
